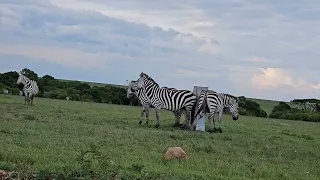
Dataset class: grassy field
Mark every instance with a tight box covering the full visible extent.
[0,95,319,179]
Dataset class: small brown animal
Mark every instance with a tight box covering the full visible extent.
[164,147,187,161]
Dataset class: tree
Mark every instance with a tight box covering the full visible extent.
[21,68,38,80]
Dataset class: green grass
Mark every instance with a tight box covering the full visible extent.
[1,95,319,179]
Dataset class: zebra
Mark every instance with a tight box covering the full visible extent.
[126,80,183,126]
[133,72,197,129]
[16,71,39,105]
[192,90,239,133]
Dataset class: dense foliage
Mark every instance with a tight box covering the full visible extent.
[238,96,268,117]
[269,101,320,122]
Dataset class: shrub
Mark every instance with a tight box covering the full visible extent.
[269,102,320,122]
[238,97,268,118]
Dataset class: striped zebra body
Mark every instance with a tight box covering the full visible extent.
[16,71,39,105]
[192,90,239,133]
[127,80,183,126]
[134,72,197,129]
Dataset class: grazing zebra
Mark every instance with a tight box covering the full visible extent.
[133,72,197,129]
[192,90,239,133]
[16,71,39,105]
[126,80,183,126]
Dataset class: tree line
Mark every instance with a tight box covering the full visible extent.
[269,99,320,122]
[3,68,319,122]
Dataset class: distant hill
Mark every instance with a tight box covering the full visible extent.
[58,79,127,89]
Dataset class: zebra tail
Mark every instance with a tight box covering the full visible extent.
[190,100,197,126]
[192,91,208,123]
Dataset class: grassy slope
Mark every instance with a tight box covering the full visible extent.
[1,95,319,179]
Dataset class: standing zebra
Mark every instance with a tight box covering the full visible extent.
[192,90,239,133]
[16,71,39,105]
[126,80,183,126]
[133,72,197,129]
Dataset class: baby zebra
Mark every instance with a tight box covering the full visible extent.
[16,71,39,105]
[192,90,239,133]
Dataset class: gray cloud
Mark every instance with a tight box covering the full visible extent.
[0,0,320,101]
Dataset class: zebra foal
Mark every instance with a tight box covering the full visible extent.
[192,90,239,133]
[16,71,39,105]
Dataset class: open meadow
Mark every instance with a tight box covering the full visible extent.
[0,94,319,179]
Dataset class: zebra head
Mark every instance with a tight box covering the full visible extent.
[136,72,146,90]
[16,71,26,85]
[126,80,138,99]
[224,94,239,120]
[137,72,159,90]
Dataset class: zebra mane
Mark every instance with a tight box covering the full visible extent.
[224,93,239,102]
[140,72,159,87]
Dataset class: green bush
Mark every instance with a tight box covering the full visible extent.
[238,98,268,118]
[269,102,320,122]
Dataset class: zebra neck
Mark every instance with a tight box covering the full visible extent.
[23,79,31,87]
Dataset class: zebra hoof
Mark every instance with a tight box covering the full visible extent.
[139,121,143,124]
[208,129,214,133]
[172,123,180,127]
[217,128,222,133]
[179,124,189,130]
[155,124,159,128]
[213,128,218,133]
[145,121,149,125]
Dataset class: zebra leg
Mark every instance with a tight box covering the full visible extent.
[30,95,34,106]
[145,106,150,124]
[140,106,146,124]
[173,110,182,127]
[24,95,27,105]
[207,114,214,133]
[180,107,191,130]
[217,110,223,133]
[208,109,217,133]
[155,108,160,128]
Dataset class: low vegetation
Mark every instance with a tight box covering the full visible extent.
[269,100,320,122]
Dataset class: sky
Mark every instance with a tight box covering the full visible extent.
[1,0,320,101]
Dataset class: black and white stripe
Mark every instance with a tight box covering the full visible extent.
[127,80,183,125]
[134,72,197,129]
[16,71,39,105]
[192,90,239,133]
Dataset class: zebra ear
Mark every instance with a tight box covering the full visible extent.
[126,80,130,85]
[139,72,144,77]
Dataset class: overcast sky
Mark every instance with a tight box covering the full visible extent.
[1,0,320,101]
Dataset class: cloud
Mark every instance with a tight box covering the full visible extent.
[172,69,221,78]
[0,44,109,70]
[0,0,320,101]
[251,68,320,92]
